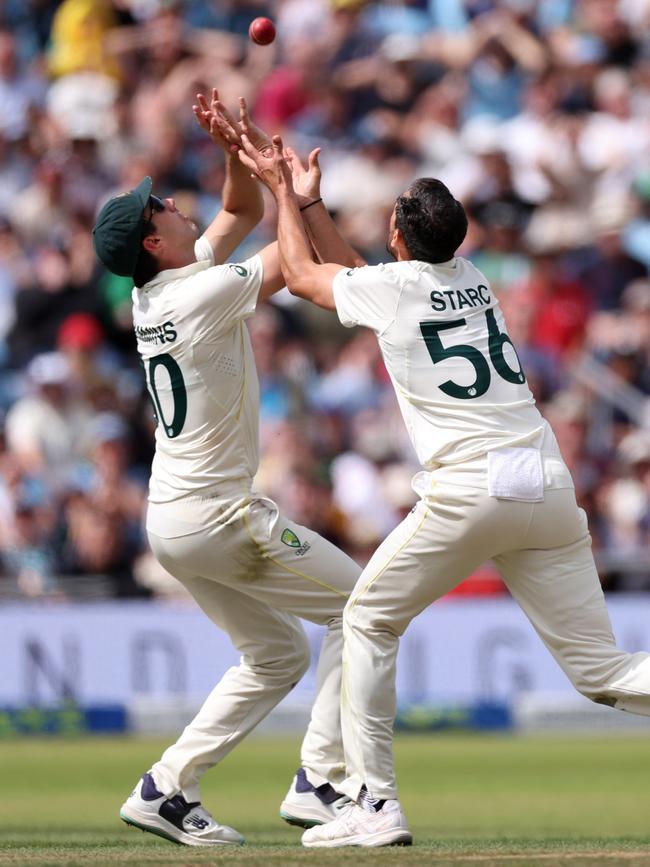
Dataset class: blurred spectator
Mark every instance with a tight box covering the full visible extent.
[4,352,93,483]
[59,491,145,597]
[623,171,650,271]
[516,250,592,360]
[1,0,650,599]
[0,463,59,597]
[0,28,47,142]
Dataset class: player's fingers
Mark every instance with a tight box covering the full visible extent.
[239,96,250,128]
[192,105,208,129]
[213,107,240,142]
[209,113,225,135]
[272,134,284,156]
[196,93,209,113]
[308,148,322,173]
[209,116,225,139]
[240,133,259,158]
[211,87,219,108]
[285,146,305,172]
[237,148,258,175]
[216,100,240,132]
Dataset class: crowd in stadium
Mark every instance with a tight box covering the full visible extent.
[0,0,649,599]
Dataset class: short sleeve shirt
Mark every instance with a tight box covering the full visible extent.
[332,258,545,467]
[133,238,264,502]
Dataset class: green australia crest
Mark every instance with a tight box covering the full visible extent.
[281,528,301,548]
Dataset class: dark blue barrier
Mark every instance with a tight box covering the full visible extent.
[0,704,127,736]
[395,701,512,732]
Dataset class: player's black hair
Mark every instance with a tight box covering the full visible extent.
[133,221,160,288]
[395,178,468,264]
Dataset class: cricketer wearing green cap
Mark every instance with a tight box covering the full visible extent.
[99,89,363,849]
[92,176,153,277]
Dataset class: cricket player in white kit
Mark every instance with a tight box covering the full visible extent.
[239,134,650,848]
[91,94,360,846]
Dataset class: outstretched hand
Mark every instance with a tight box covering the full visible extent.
[192,88,235,152]
[284,146,322,207]
[192,90,273,158]
[212,96,273,155]
[238,133,293,196]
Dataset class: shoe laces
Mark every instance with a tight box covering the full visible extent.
[330,803,367,835]
[334,795,354,812]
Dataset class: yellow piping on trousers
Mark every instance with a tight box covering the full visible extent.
[348,505,430,611]
[242,505,348,598]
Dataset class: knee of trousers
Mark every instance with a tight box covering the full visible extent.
[252,633,310,685]
[577,684,618,708]
[568,665,622,707]
[343,599,401,640]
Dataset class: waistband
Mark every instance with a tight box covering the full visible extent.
[414,446,572,495]
[148,478,253,506]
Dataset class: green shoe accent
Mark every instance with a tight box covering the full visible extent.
[120,812,181,845]
[279,809,324,829]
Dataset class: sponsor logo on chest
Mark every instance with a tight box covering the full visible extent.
[135,321,177,345]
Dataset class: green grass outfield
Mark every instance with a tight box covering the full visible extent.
[2,733,650,866]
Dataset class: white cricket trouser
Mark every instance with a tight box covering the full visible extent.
[340,454,650,801]
[144,489,360,802]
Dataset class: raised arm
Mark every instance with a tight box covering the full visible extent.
[257,241,287,302]
[193,89,266,264]
[213,96,364,273]
[238,135,343,311]
[285,146,366,270]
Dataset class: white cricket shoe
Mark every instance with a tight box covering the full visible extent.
[280,768,351,828]
[301,799,413,848]
[120,772,244,847]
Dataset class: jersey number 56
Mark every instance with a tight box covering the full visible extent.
[420,309,526,400]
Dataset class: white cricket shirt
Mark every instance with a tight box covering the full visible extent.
[332,258,545,468]
[132,238,263,503]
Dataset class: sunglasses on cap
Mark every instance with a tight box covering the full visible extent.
[142,195,165,227]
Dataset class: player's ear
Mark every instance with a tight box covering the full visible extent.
[142,234,161,255]
[393,226,411,259]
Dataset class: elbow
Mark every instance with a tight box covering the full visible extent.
[286,277,306,299]
[282,260,314,298]
[226,203,264,228]
[286,278,335,311]
[250,200,265,226]
[247,207,265,229]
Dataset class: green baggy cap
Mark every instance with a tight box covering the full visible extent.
[92,176,153,277]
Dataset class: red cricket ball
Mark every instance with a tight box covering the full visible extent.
[249,17,276,46]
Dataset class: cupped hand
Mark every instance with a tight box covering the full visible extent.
[284,146,322,206]
[238,133,293,194]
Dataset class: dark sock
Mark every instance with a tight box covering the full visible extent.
[358,785,386,813]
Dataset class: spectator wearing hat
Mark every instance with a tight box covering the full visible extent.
[4,352,93,483]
